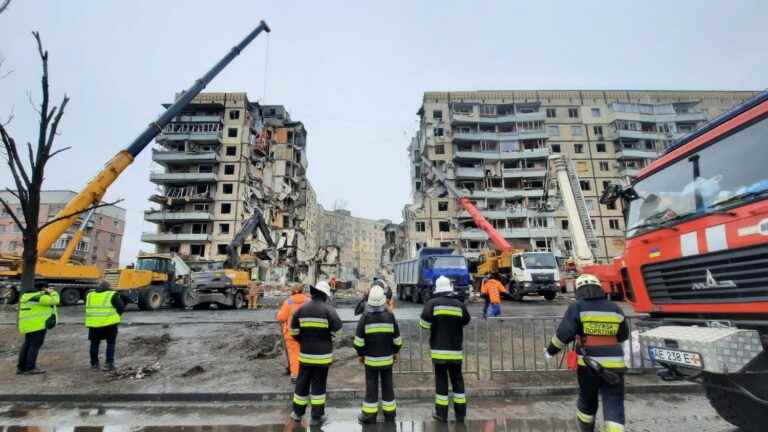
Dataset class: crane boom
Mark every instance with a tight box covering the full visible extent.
[36,21,271,255]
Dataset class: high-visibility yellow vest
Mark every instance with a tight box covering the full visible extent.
[18,290,59,334]
[85,291,121,328]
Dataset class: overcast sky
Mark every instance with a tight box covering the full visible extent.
[1,1,766,265]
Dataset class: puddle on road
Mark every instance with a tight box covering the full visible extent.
[0,418,579,431]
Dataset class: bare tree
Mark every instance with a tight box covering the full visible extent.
[0,32,119,293]
[0,0,11,16]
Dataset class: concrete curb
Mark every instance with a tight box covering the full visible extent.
[0,384,701,403]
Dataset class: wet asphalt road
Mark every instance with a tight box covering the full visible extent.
[0,394,736,431]
[0,294,636,326]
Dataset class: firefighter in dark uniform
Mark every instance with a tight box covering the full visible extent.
[545,274,629,432]
[289,280,342,427]
[419,275,471,422]
[354,284,402,424]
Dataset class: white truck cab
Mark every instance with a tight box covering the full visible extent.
[508,252,560,301]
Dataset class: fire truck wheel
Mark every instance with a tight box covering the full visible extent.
[705,380,768,431]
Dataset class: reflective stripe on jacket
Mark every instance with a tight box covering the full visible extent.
[419,293,470,363]
[18,290,60,334]
[85,290,121,328]
[354,307,401,368]
[290,298,343,366]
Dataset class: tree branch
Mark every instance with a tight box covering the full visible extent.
[0,0,11,15]
[37,199,124,230]
[47,146,71,159]
[1,123,32,188]
[0,196,24,230]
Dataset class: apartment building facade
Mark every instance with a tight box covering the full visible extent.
[407,90,759,263]
[316,208,388,281]
[0,190,126,270]
[142,93,318,283]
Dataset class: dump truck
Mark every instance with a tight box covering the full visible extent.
[0,21,271,305]
[393,247,471,303]
[601,90,768,431]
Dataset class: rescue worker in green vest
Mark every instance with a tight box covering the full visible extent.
[17,282,60,375]
[545,274,629,432]
[85,281,125,371]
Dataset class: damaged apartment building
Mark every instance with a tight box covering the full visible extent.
[406,90,759,264]
[142,92,318,283]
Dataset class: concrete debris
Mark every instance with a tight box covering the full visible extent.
[179,365,206,378]
[128,333,173,359]
[107,361,161,381]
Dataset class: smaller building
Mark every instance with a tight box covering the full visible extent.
[316,207,388,282]
[0,190,126,270]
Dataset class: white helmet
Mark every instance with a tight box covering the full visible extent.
[575,274,601,289]
[313,280,332,298]
[367,285,387,307]
[434,276,453,294]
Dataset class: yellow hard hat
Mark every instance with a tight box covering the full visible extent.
[575,274,601,289]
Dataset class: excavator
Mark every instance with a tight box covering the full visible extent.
[0,21,271,305]
[105,207,276,310]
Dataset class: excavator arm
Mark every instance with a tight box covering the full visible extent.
[35,21,271,256]
[224,207,275,269]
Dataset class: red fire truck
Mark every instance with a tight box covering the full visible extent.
[601,90,768,430]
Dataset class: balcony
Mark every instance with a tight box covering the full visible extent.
[456,208,532,219]
[616,129,658,141]
[454,167,485,178]
[144,210,212,223]
[157,118,224,143]
[618,166,641,177]
[453,129,547,141]
[453,131,499,141]
[458,227,560,240]
[503,168,547,178]
[141,233,211,243]
[466,189,543,199]
[451,111,546,123]
[454,148,549,161]
[615,148,659,160]
[673,112,707,123]
[149,172,217,184]
[152,149,219,166]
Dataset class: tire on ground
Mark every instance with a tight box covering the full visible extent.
[178,286,196,309]
[232,290,245,309]
[544,292,557,301]
[138,286,163,311]
[60,288,81,306]
[704,378,768,431]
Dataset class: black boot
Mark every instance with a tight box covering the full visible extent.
[577,419,595,432]
[358,412,377,424]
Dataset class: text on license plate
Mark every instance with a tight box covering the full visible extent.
[649,347,703,368]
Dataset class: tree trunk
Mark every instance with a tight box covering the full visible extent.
[21,232,38,293]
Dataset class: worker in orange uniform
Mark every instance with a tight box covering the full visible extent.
[277,284,308,383]
[480,273,506,318]
[247,282,261,310]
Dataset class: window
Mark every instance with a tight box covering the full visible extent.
[434,144,445,155]
[571,125,583,136]
[190,244,206,256]
[191,223,208,234]
[645,141,655,150]
[229,110,240,120]
[609,219,620,230]
[607,201,617,210]
[415,221,426,232]
[222,183,233,194]
[596,143,606,153]
[599,161,609,171]
[561,220,569,230]
[547,125,560,136]
[433,127,444,137]
[221,203,232,214]
[113,220,119,228]
[580,180,591,191]
[568,108,579,118]
[438,221,450,232]
[546,108,556,118]
[169,245,180,253]
[241,243,251,254]
[574,144,584,153]
[226,146,237,156]
[227,128,238,138]
[603,180,611,189]
[440,241,452,248]
[432,110,442,119]
[547,144,560,154]
[416,242,427,251]
[217,244,228,255]
[224,164,235,175]
[219,223,230,234]
[591,108,601,117]
[438,201,448,211]
[593,126,603,136]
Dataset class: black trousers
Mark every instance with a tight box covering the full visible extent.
[434,362,466,419]
[17,330,46,372]
[361,366,396,419]
[90,335,117,366]
[576,366,625,430]
[292,364,328,418]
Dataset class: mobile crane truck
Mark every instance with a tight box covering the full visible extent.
[0,21,271,305]
[601,90,768,431]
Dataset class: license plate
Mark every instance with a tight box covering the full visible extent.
[649,347,703,368]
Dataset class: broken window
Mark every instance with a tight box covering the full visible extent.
[191,223,208,234]
[415,221,426,232]
[217,244,228,255]
[432,110,442,119]
[479,104,496,116]
[228,128,238,138]
[551,144,561,153]
[226,146,237,156]
[561,220,569,230]
[222,183,233,194]
[221,203,232,214]
[198,165,213,173]
[434,144,445,155]
[229,110,240,120]
[219,223,230,234]
[169,245,180,253]
[433,127,444,137]
[190,244,206,256]
[224,164,235,175]
[580,180,591,191]
[438,221,450,232]
[574,144,584,153]
[593,126,604,136]
[599,161,609,171]
[596,143,606,152]
[438,201,448,212]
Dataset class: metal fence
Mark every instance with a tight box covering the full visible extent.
[391,316,654,380]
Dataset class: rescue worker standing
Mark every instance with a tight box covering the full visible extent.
[545,274,629,432]
[480,273,506,318]
[289,281,342,426]
[276,283,308,383]
[354,278,395,316]
[85,281,125,371]
[419,276,471,422]
[17,282,60,375]
[354,285,402,424]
